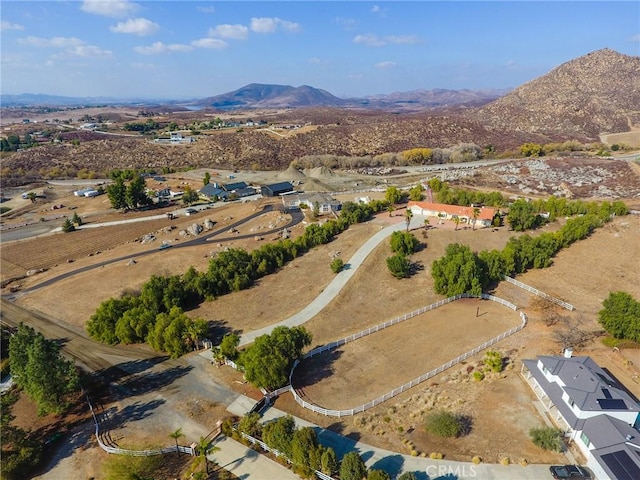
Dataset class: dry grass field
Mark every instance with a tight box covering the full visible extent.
[293,298,521,410]
[3,163,640,466]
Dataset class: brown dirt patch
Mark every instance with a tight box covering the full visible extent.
[293,298,521,410]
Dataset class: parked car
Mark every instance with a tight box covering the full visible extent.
[159,243,172,250]
[185,208,197,216]
[549,465,592,479]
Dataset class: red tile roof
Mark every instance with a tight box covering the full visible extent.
[407,201,496,221]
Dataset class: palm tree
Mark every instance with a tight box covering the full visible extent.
[453,216,460,231]
[195,435,220,475]
[424,218,430,230]
[404,208,413,231]
[472,207,480,231]
[169,427,184,454]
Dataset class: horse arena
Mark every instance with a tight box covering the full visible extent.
[290,296,524,414]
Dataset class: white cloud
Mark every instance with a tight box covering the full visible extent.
[81,0,138,18]
[110,18,159,36]
[353,34,385,47]
[18,36,84,48]
[134,41,194,54]
[71,45,113,57]
[309,57,331,68]
[191,38,228,49]
[335,17,358,31]
[371,5,388,16]
[197,5,215,14]
[386,35,420,45]
[250,17,300,34]
[375,61,396,69]
[630,34,640,42]
[208,24,249,40]
[1,21,24,31]
[354,34,420,47]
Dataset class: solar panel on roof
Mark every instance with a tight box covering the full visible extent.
[598,398,627,409]
[602,388,613,399]
[601,450,640,480]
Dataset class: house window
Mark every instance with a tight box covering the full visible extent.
[580,432,590,447]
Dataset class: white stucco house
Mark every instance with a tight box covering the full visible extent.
[522,355,640,480]
[407,201,497,228]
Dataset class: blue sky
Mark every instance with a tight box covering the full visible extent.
[1,1,639,99]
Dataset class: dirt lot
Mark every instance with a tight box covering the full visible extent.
[3,161,640,472]
[293,298,521,410]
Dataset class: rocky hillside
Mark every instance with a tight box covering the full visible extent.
[473,48,640,137]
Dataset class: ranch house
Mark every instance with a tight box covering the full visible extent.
[522,355,640,480]
[281,193,342,214]
[407,201,496,228]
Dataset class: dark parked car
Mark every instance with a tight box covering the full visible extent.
[550,465,592,479]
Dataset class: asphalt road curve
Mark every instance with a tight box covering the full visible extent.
[19,204,304,293]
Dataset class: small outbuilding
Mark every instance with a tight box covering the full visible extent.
[260,182,294,197]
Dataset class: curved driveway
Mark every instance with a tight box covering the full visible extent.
[238,219,409,346]
[20,205,304,293]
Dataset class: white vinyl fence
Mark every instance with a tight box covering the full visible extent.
[503,275,574,311]
[288,294,526,417]
[85,392,195,456]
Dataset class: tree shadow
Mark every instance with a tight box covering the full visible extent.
[409,260,424,276]
[457,414,473,437]
[289,348,344,389]
[115,364,193,398]
[371,454,404,478]
[207,319,239,344]
[102,398,166,431]
[96,356,170,384]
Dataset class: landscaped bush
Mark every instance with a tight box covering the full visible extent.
[472,456,482,464]
[472,371,485,381]
[529,426,564,452]
[483,350,504,372]
[424,410,464,438]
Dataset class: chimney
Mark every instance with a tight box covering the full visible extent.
[564,348,573,358]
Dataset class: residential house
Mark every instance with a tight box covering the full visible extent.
[522,355,640,480]
[199,183,228,201]
[407,201,496,228]
[282,193,341,214]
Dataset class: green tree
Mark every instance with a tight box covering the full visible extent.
[483,350,504,372]
[408,184,424,201]
[520,142,544,157]
[125,174,150,209]
[182,186,199,205]
[424,410,463,438]
[219,333,240,360]
[262,415,296,458]
[238,412,263,438]
[340,451,367,480]
[529,427,564,452]
[330,257,344,273]
[398,473,418,480]
[598,291,640,341]
[368,470,391,480]
[507,199,543,231]
[390,231,419,256]
[453,216,460,231]
[203,171,211,186]
[9,324,80,416]
[239,326,312,390]
[62,218,75,232]
[27,192,37,203]
[387,204,395,217]
[431,243,485,296]
[385,186,403,205]
[107,177,128,210]
[291,427,322,475]
[386,254,410,279]
[321,447,338,476]
[72,212,82,226]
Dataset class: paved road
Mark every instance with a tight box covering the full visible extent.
[13,204,303,295]
[238,219,409,346]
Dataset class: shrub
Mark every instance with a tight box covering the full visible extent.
[473,371,485,381]
[520,458,529,466]
[529,426,564,452]
[472,456,482,464]
[483,350,504,373]
[424,410,463,438]
[500,457,510,466]
[330,257,344,273]
[386,254,410,278]
[429,452,443,459]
